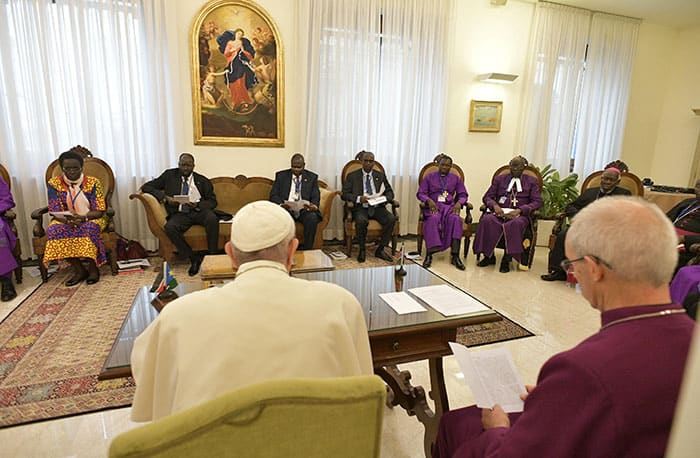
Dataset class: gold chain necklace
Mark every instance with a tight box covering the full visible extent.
[600,308,686,331]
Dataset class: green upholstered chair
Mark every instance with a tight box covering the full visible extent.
[109,376,385,458]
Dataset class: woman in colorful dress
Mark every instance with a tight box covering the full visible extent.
[43,150,106,286]
[0,175,18,301]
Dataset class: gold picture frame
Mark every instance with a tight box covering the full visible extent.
[191,0,284,146]
[468,100,502,133]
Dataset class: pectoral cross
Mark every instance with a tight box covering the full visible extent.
[511,196,518,207]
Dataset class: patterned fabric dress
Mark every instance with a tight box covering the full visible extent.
[43,175,107,267]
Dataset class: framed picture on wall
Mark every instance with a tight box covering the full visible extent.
[191,0,284,146]
[468,100,503,133]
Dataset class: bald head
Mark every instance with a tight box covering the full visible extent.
[567,197,677,287]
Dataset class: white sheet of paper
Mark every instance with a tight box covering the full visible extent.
[501,207,515,214]
[449,342,526,413]
[379,292,427,314]
[284,200,309,212]
[367,195,387,206]
[407,284,489,316]
[173,195,191,204]
[49,211,73,217]
[117,258,151,269]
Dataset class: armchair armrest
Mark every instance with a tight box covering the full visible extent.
[130,192,168,239]
[552,211,567,236]
[31,206,49,238]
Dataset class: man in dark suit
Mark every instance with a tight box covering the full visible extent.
[142,153,218,276]
[269,154,322,250]
[342,151,395,263]
[542,168,631,281]
[667,178,700,269]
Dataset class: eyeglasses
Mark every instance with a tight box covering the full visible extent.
[560,255,613,272]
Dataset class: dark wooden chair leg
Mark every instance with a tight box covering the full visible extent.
[38,257,48,283]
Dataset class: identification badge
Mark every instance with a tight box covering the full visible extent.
[498,196,507,204]
[438,196,446,203]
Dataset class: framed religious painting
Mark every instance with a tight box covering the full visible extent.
[191,0,284,146]
[468,100,502,133]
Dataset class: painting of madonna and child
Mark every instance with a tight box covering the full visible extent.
[192,0,284,146]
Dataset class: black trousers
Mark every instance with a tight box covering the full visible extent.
[548,228,567,274]
[293,210,322,250]
[352,205,396,248]
[165,209,219,259]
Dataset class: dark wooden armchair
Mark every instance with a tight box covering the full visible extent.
[478,164,543,269]
[30,146,118,282]
[0,164,22,283]
[550,171,643,246]
[341,159,400,255]
[416,159,473,258]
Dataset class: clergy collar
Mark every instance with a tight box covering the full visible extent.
[507,177,522,192]
[600,303,682,329]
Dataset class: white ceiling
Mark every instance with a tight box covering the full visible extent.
[520,0,700,29]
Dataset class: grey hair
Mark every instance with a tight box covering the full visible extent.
[566,196,678,287]
[231,230,295,266]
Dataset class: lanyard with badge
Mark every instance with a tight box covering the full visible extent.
[438,175,448,203]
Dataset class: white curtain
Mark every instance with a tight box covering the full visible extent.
[300,0,454,238]
[0,0,175,256]
[516,2,591,174]
[572,12,639,178]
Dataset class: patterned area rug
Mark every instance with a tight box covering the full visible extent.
[0,248,531,428]
[0,268,143,428]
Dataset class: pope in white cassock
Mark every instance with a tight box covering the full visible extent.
[130,201,373,421]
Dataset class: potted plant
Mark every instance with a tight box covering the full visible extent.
[533,164,579,219]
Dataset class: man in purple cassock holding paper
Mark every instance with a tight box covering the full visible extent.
[417,155,468,270]
[473,156,542,273]
[433,197,696,458]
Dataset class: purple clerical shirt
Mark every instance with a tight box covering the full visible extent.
[439,303,695,458]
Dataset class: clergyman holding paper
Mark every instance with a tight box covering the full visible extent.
[433,197,695,457]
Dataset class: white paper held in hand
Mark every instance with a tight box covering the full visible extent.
[173,195,191,204]
[449,342,526,413]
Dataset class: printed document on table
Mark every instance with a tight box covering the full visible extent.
[379,292,427,314]
[449,342,526,413]
[407,284,489,316]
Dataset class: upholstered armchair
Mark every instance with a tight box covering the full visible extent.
[30,146,118,282]
[108,376,385,458]
[550,171,643,246]
[0,164,22,283]
[341,159,400,255]
[131,175,337,263]
[416,158,474,258]
[477,164,543,269]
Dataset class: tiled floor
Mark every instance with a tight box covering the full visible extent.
[0,249,600,458]
[0,268,42,323]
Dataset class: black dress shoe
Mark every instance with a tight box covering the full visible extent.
[541,270,567,282]
[375,248,394,262]
[451,255,465,271]
[422,254,433,268]
[86,273,100,285]
[65,274,87,287]
[358,248,366,263]
[477,256,496,267]
[1,280,17,302]
[499,260,511,273]
[188,257,202,276]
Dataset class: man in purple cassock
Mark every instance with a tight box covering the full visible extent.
[0,175,18,301]
[417,155,468,270]
[473,156,542,272]
[433,197,696,458]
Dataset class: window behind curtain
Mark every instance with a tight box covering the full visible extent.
[0,0,174,253]
[303,0,454,236]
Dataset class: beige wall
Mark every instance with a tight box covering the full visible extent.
[649,25,700,186]
[172,0,698,194]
